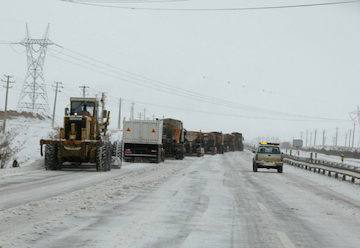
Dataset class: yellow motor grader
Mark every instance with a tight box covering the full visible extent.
[40,97,112,171]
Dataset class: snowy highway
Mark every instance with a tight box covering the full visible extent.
[1,152,360,248]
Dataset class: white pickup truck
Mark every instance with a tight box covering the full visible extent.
[253,142,283,173]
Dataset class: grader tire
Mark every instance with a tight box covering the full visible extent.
[45,144,60,170]
[106,142,112,171]
[96,143,112,172]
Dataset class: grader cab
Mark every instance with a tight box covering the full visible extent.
[40,97,112,171]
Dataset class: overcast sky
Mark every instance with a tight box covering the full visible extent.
[0,0,359,144]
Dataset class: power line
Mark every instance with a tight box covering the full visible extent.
[47,48,348,122]
[62,0,360,11]
[116,97,350,123]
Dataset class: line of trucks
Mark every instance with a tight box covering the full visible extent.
[40,97,244,171]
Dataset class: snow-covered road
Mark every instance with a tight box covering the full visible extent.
[1,152,360,248]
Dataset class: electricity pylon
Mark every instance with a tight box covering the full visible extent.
[17,24,54,114]
[350,106,360,148]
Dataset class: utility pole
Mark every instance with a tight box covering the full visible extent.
[117,98,122,130]
[300,131,304,140]
[310,131,313,148]
[352,121,356,148]
[100,92,106,114]
[79,85,89,98]
[349,129,352,148]
[130,102,135,120]
[51,82,63,128]
[306,130,309,147]
[322,130,326,147]
[143,108,146,120]
[344,132,348,147]
[335,127,339,147]
[1,75,15,132]
[314,129,317,147]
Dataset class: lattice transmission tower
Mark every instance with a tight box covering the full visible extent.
[350,106,360,148]
[17,24,54,114]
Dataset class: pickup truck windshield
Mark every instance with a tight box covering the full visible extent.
[257,146,280,154]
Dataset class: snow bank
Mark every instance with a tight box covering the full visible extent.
[4,116,52,168]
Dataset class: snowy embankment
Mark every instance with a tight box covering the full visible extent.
[1,114,52,171]
[284,149,360,168]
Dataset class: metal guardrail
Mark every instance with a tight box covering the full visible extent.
[283,154,360,173]
[284,156,360,184]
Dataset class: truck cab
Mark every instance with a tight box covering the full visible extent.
[253,142,283,173]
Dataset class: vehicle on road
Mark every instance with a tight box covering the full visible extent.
[213,132,225,154]
[253,142,283,173]
[162,118,185,160]
[185,130,205,157]
[224,133,235,152]
[203,132,217,155]
[232,132,244,151]
[40,97,112,171]
[123,119,164,163]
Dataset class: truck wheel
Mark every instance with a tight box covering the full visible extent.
[112,142,122,159]
[161,149,165,162]
[106,142,112,171]
[45,144,60,170]
[253,161,258,172]
[96,143,111,172]
[175,151,184,160]
[277,166,283,173]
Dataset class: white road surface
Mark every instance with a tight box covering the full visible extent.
[0,152,360,248]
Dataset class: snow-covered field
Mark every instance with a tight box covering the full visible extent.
[0,152,359,248]
[285,149,360,168]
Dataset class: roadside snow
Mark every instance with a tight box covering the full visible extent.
[4,116,52,168]
[0,115,52,173]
